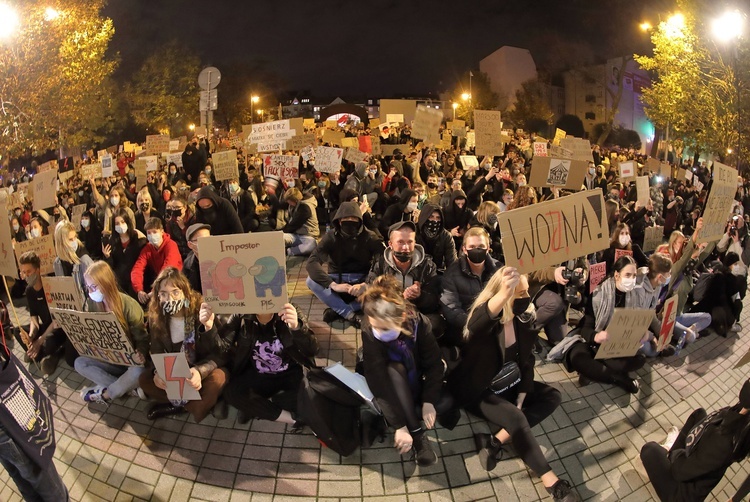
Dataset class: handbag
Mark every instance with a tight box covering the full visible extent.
[489,361,521,396]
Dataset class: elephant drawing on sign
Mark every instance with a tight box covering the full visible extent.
[247,256,285,298]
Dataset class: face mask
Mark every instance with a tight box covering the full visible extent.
[139,203,150,212]
[617,276,636,292]
[466,247,487,264]
[646,210,653,217]
[89,289,104,303]
[161,298,188,316]
[315,181,325,189]
[372,327,400,343]
[12,223,19,232]
[393,250,413,262]
[205,168,212,175]
[128,173,135,181]
[25,272,39,286]
[618,234,631,247]
[588,167,596,175]
[512,297,532,317]
[201,206,217,223]
[340,221,361,238]
[30,228,41,238]
[287,181,295,188]
[110,196,120,207]
[229,183,239,194]
[14,210,21,217]
[148,232,163,247]
[63,202,69,209]
[115,223,128,234]
[424,220,441,238]
[518,181,526,187]
[406,202,418,212]
[661,275,671,286]
[170,169,176,174]
[427,182,437,189]
[732,264,743,275]
[78,190,84,197]
[69,240,79,252]
[80,219,90,229]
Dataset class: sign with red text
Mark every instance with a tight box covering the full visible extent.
[314,146,344,173]
[262,155,299,181]
[589,262,607,293]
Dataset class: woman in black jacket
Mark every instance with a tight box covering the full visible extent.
[360,275,455,467]
[103,208,147,299]
[78,210,103,260]
[379,189,418,238]
[598,222,648,274]
[447,267,577,502]
[219,304,317,426]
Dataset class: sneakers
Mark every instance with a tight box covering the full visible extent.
[474,432,503,471]
[660,426,680,450]
[659,345,677,358]
[81,386,109,404]
[578,374,591,387]
[731,322,742,332]
[614,376,640,394]
[547,479,581,502]
[412,432,437,466]
[323,308,342,324]
[40,351,61,376]
[147,403,187,420]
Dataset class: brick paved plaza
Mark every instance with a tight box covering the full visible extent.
[1,257,749,502]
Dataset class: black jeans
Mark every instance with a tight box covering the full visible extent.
[567,342,645,385]
[468,381,562,475]
[640,408,707,501]
[223,366,303,421]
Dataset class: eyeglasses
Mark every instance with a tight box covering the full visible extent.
[157,290,184,301]
[86,284,99,292]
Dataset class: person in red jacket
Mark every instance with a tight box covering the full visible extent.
[131,217,183,305]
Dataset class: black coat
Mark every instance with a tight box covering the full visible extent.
[440,254,501,329]
[105,233,147,298]
[195,187,244,236]
[416,204,457,272]
[225,189,258,233]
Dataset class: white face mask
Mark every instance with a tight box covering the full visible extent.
[618,234,631,247]
[69,240,79,252]
[12,223,19,232]
[617,276,636,292]
[588,167,596,175]
[30,228,41,238]
[148,232,163,247]
[406,202,418,212]
[89,289,104,303]
[115,223,128,235]
[80,219,90,229]
[110,196,120,207]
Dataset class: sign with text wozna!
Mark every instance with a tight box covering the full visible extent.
[497,190,609,274]
[198,231,288,314]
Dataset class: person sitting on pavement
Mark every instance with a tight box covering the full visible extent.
[183,223,211,294]
[131,217,183,305]
[280,187,320,257]
[416,203,457,274]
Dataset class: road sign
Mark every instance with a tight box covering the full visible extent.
[198,66,221,91]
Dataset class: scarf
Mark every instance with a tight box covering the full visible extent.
[592,277,634,332]
[383,316,420,399]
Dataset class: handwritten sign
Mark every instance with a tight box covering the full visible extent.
[371,136,381,156]
[614,249,633,261]
[589,262,607,293]
[528,157,588,190]
[263,155,299,181]
[70,204,86,232]
[0,197,16,278]
[459,156,479,168]
[151,352,202,401]
[32,168,58,211]
[15,235,55,276]
[141,155,158,172]
[146,135,170,156]
[80,162,102,180]
[314,146,344,173]
[42,276,84,311]
[250,120,294,144]
[643,226,664,253]
[212,150,239,181]
[287,133,316,151]
[693,179,704,192]
[198,231,288,314]
[411,105,442,144]
[345,148,367,164]
[656,295,678,352]
[497,190,609,274]
[50,308,141,366]
[619,161,636,181]
[474,110,504,156]
[166,152,183,169]
[699,161,738,243]
[595,308,654,359]
[450,119,466,138]
[560,138,594,163]
[552,128,567,146]
[636,176,650,205]
[533,142,548,157]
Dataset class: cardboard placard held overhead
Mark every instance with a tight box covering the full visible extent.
[303,118,316,129]
[370,136,381,156]
[646,158,661,173]
[358,135,372,153]
[594,308,655,359]
[619,161,636,182]
[146,135,170,156]
[151,352,202,401]
[589,262,607,293]
[15,235,56,275]
[345,148,367,164]
[699,161,738,243]
[678,168,689,181]
[380,144,408,157]
[659,162,671,178]
[693,179,704,192]
[166,152,183,169]
[636,176,650,205]
[42,276,85,311]
[528,157,588,190]
[459,155,479,168]
[474,110,504,156]
[134,160,148,190]
[32,168,58,211]
[262,155,299,180]
[287,133,316,151]
[70,204,86,231]
[341,137,358,149]
[533,142,548,157]
[559,138,594,163]
[411,105,442,144]
[212,150,239,181]
[497,190,609,274]
[314,146,344,173]
[642,226,664,253]
[552,128,566,146]
[198,231,288,315]
[80,162,102,180]
[0,198,16,278]
[101,155,114,178]
[322,129,345,146]
[49,308,141,366]
[386,114,403,124]
[656,295,678,353]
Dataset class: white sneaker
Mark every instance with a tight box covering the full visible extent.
[731,322,742,332]
[660,426,679,450]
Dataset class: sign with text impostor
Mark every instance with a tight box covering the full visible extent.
[49,308,141,366]
[528,157,588,190]
[497,190,609,274]
[595,308,655,360]
[198,231,288,315]
[699,161,738,243]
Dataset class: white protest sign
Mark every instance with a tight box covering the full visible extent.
[459,156,479,168]
[151,352,202,401]
[694,179,704,192]
[314,146,344,173]
[32,168,58,211]
[141,155,158,172]
[71,203,86,231]
[101,155,114,178]
[386,114,403,124]
[345,147,367,164]
[474,110,504,156]
[533,142,548,157]
[198,231,288,314]
[300,145,315,162]
[169,139,180,152]
[42,276,85,311]
[250,120,294,144]
[167,152,183,168]
[262,155,299,181]
[619,161,636,181]
[411,105,442,144]
[699,161,738,243]
[212,150,239,181]
[656,296,679,353]
[595,308,654,360]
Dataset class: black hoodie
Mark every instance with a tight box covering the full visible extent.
[195,186,244,236]
[443,189,472,232]
[416,203,456,271]
[306,202,384,288]
[380,188,417,237]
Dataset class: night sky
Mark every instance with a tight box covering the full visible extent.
[103,0,673,97]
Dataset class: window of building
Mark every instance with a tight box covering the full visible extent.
[585,112,596,120]
[585,94,596,103]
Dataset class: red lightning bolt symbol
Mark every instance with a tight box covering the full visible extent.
[164,355,185,398]
[659,300,676,349]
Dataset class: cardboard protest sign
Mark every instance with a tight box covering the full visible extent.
[198,231,288,315]
[636,176,650,205]
[58,170,74,184]
[411,105,442,144]
[552,128,566,146]
[15,235,55,275]
[80,162,102,180]
[677,168,688,181]
[151,352,202,401]
[643,226,664,253]
[656,295,678,353]
[449,119,466,138]
[312,146,343,173]
[358,135,372,153]
[134,159,148,190]
[287,133,316,151]
[497,190,609,274]
[560,138,594,163]
[169,139,180,152]
[70,204,86,231]
[474,110,504,156]
[694,179,704,192]
[345,148,367,164]
[166,152,183,169]
[49,308,141,366]
[263,155,299,181]
[325,120,337,129]
[646,158,661,173]
[212,150,239,181]
[465,131,475,148]
[548,145,574,159]
[146,135,170,156]
[0,198,16,278]
[322,129,345,146]
[528,157,588,190]
[659,162,671,178]
[386,114,403,124]
[370,136,382,156]
[303,118,316,129]
[594,308,655,359]
[614,249,633,261]
[42,276,84,311]
[589,262,607,293]
[619,161,636,181]
[57,157,74,172]
[533,142,548,157]
[101,155,114,178]
[141,155,158,172]
[380,144,408,157]
[367,118,380,129]
[699,161,738,243]
[459,156,479,168]
[31,168,58,211]
[341,137,358,149]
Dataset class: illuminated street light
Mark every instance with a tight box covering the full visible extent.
[712,10,744,43]
[452,102,458,120]
[0,3,20,40]
[665,13,685,38]
[44,7,60,21]
[188,123,195,131]
[639,21,652,32]
[461,92,470,101]
[250,95,260,124]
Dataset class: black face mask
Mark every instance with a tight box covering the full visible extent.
[139,203,150,212]
[340,221,361,238]
[424,220,441,239]
[427,182,437,189]
[202,206,217,223]
[466,248,487,264]
[393,250,413,262]
[512,297,532,317]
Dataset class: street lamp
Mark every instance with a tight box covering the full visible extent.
[639,21,652,32]
[44,7,61,21]
[0,3,19,40]
[250,95,259,125]
[257,109,264,122]
[452,102,458,120]
[461,92,470,101]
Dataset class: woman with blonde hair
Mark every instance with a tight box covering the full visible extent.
[447,267,577,502]
[138,267,227,422]
[53,220,94,296]
[75,261,150,403]
[134,188,163,234]
[90,180,135,234]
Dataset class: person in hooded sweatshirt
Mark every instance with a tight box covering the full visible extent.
[281,187,319,256]
[131,218,184,305]
[443,189,473,249]
[306,201,384,327]
[224,176,259,232]
[343,161,369,201]
[194,186,244,236]
[380,189,419,239]
[641,378,750,502]
[416,203,456,273]
[182,137,207,183]
[339,188,381,237]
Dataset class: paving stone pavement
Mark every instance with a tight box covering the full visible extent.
[1,257,750,501]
